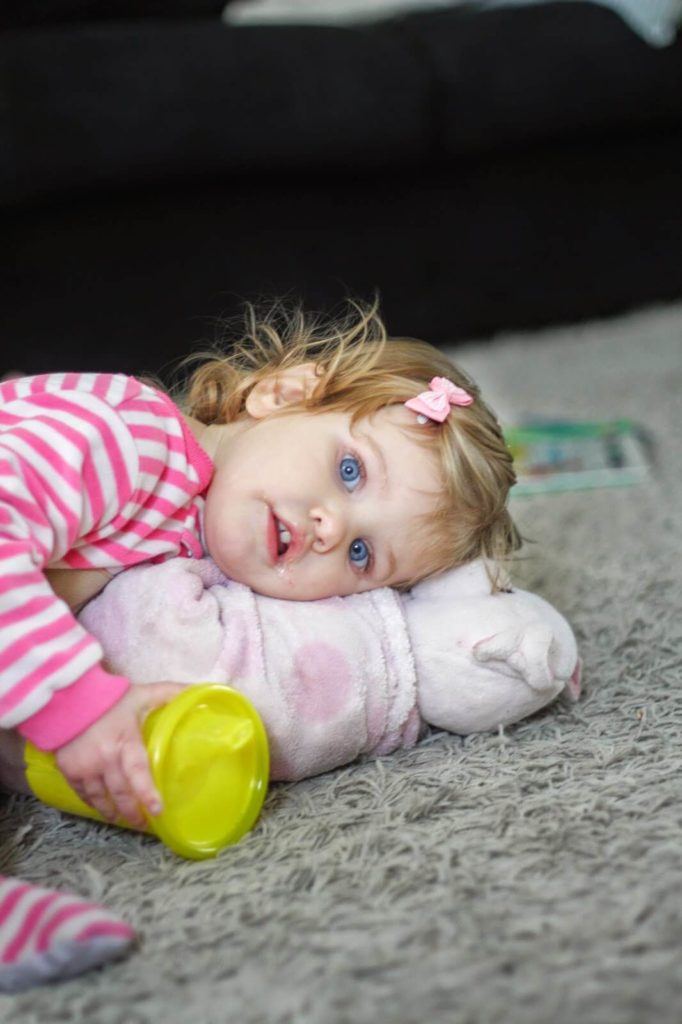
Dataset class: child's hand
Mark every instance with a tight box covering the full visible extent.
[54,682,187,829]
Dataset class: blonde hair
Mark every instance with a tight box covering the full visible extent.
[180,299,520,589]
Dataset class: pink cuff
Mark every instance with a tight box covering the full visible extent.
[17,665,130,751]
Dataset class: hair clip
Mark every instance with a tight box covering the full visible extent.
[404,376,473,423]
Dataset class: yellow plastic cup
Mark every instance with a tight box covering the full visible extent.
[24,684,269,860]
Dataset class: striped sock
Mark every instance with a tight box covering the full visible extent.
[0,874,136,992]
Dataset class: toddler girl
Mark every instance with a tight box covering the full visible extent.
[0,300,518,988]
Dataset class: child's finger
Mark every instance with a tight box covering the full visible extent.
[120,742,163,820]
[104,760,148,830]
[77,778,117,822]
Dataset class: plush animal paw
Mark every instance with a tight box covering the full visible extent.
[474,622,564,692]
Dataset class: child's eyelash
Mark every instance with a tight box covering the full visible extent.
[348,449,366,481]
[360,545,374,575]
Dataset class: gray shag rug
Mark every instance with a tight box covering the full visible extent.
[2,302,682,1024]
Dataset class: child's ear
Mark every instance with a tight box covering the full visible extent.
[245,363,319,418]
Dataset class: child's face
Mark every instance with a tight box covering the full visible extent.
[203,405,441,600]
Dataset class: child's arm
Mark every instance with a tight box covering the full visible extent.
[0,387,185,822]
[1,525,184,823]
[42,570,186,827]
[0,448,131,747]
[0,521,183,821]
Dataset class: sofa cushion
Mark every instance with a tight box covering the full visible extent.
[402,2,682,157]
[2,2,682,206]
[0,19,432,203]
[0,2,227,30]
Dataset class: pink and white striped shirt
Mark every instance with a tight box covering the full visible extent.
[0,372,214,751]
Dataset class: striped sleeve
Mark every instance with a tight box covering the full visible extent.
[0,375,141,746]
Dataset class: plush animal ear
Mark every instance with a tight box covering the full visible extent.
[474,623,558,692]
[245,363,318,418]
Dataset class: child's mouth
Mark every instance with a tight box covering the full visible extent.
[275,517,291,557]
[268,508,301,565]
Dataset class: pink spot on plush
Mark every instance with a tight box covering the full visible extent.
[287,643,353,723]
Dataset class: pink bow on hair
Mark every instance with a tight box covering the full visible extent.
[404,376,473,423]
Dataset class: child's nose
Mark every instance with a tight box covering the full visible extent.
[309,504,345,553]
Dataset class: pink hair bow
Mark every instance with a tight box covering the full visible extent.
[404,376,473,423]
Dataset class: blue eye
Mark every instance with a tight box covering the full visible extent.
[349,538,371,572]
[339,454,363,491]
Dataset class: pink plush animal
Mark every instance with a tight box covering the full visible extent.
[80,558,580,781]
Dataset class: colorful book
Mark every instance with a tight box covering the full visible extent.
[505,419,652,495]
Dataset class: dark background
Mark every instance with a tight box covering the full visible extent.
[2,2,682,380]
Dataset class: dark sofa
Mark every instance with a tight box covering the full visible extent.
[2,1,682,379]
